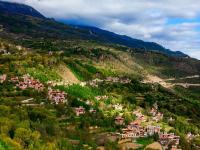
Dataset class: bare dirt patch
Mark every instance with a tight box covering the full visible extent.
[145,142,162,150]
[55,63,80,84]
[143,74,172,88]
[143,74,200,89]
[120,142,142,150]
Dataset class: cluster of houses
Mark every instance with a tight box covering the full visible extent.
[0,74,7,83]
[186,132,199,142]
[1,74,45,92]
[1,74,70,105]
[48,88,67,104]
[105,77,131,84]
[95,95,108,101]
[146,125,161,136]
[115,116,124,125]
[150,103,163,122]
[87,78,103,87]
[0,49,11,55]
[15,74,44,91]
[87,77,131,87]
[159,132,181,150]
[114,107,182,150]
[74,106,96,116]
[113,103,123,111]
[117,109,160,139]
[115,114,161,139]
[120,124,146,138]
[85,100,94,106]
[10,76,19,83]
[74,106,85,116]
[133,110,146,122]
[89,108,96,113]
[152,111,163,122]
[1,74,69,105]
[121,123,161,139]
[0,43,27,55]
[47,80,72,87]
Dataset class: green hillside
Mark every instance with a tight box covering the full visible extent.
[0,4,200,150]
[0,37,200,149]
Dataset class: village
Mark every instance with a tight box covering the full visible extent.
[113,102,182,150]
[15,74,44,91]
[0,73,199,150]
[1,74,67,105]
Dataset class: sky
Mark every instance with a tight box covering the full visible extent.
[4,0,200,59]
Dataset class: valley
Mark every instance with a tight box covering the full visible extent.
[0,1,200,150]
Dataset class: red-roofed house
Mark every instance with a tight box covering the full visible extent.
[0,74,7,83]
[115,116,124,125]
[75,106,85,116]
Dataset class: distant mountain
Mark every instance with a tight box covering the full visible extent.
[0,1,45,19]
[75,25,188,57]
[0,1,187,57]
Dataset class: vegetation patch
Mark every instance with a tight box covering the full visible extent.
[56,84,101,100]
[0,140,9,150]
[26,66,60,82]
[136,137,154,150]
[64,59,99,81]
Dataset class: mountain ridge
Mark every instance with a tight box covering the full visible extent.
[0,0,188,58]
[74,25,188,57]
[0,0,45,19]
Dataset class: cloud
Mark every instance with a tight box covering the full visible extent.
[3,0,200,59]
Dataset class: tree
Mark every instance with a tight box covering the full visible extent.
[14,128,32,148]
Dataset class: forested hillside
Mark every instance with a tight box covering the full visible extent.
[0,1,200,150]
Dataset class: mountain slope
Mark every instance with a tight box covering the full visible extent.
[0,2,200,150]
[0,0,187,57]
[0,37,200,150]
[0,1,45,19]
[0,1,199,78]
[76,25,188,57]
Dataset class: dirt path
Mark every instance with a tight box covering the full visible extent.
[143,74,200,89]
[165,75,199,81]
[174,83,200,88]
